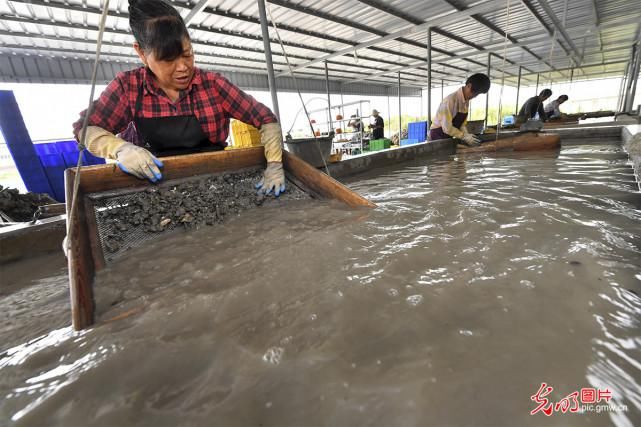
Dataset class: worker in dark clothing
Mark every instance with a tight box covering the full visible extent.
[517,89,553,124]
[369,109,385,139]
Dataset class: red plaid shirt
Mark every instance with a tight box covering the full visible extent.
[73,67,277,146]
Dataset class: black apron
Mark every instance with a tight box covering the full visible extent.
[134,83,224,157]
[372,117,384,140]
[429,112,468,140]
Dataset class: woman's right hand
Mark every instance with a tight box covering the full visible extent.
[115,143,164,182]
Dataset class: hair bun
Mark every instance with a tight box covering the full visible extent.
[128,0,138,10]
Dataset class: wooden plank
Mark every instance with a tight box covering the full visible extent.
[75,148,266,194]
[83,196,106,272]
[457,133,561,153]
[65,169,96,330]
[282,151,376,208]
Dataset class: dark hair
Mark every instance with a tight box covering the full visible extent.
[559,95,569,101]
[540,89,553,97]
[128,0,190,61]
[466,73,491,94]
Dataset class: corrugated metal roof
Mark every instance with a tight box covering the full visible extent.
[0,0,639,92]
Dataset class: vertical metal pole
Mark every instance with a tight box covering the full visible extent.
[387,93,391,138]
[427,29,432,127]
[515,66,522,116]
[617,61,630,112]
[398,71,402,143]
[441,79,444,101]
[484,53,491,127]
[625,43,641,112]
[570,68,574,83]
[535,73,540,95]
[324,61,332,133]
[257,0,280,121]
[623,45,636,112]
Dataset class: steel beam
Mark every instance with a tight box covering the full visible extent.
[484,53,491,128]
[184,0,211,26]
[520,0,574,61]
[325,61,332,132]
[387,94,391,138]
[337,28,635,86]
[398,71,402,143]
[536,0,582,64]
[625,43,641,111]
[617,60,631,112]
[275,0,505,76]
[440,0,558,76]
[268,0,489,73]
[2,0,451,80]
[205,2,476,75]
[4,0,635,85]
[257,0,280,121]
[355,0,533,75]
[427,29,432,128]
[515,66,522,116]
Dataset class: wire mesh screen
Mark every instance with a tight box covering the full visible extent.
[88,167,311,264]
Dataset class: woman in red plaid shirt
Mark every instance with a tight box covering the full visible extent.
[73,0,285,196]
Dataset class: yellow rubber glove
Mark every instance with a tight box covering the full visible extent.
[257,122,285,196]
[82,126,127,160]
[81,126,163,182]
[260,122,283,163]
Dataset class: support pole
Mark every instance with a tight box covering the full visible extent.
[535,73,540,95]
[484,53,491,128]
[617,60,632,112]
[387,93,391,139]
[257,0,280,121]
[441,79,444,101]
[398,71,402,143]
[617,61,630,112]
[515,66,522,116]
[324,61,332,133]
[427,28,432,127]
[623,45,637,112]
[625,43,641,112]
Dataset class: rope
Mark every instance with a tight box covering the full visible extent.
[266,4,331,176]
[495,0,511,140]
[65,0,110,255]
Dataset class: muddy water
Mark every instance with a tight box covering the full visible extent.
[1,139,640,427]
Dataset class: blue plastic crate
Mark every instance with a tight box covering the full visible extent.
[56,140,80,153]
[52,140,105,167]
[62,151,81,169]
[38,154,67,201]
[407,121,428,142]
[400,138,420,146]
[5,134,39,157]
[33,142,60,156]
[39,153,65,168]
[42,165,66,202]
[502,115,516,126]
[11,154,54,195]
